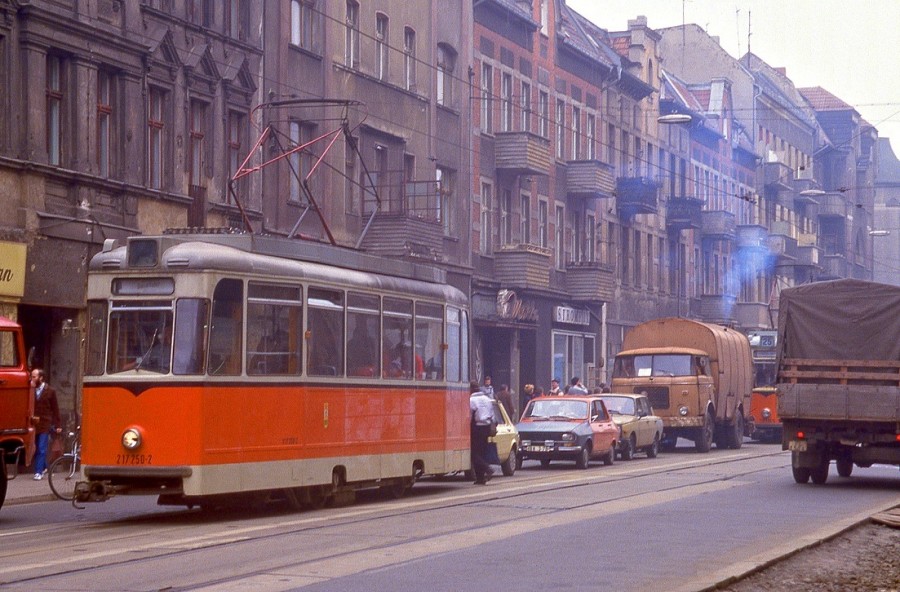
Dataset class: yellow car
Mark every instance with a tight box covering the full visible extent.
[599,394,664,460]
[490,401,521,476]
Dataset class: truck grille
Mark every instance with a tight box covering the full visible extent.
[633,385,670,410]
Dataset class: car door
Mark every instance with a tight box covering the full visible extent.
[633,397,650,447]
[490,401,514,462]
[590,399,617,455]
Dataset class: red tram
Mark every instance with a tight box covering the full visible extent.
[76,231,471,508]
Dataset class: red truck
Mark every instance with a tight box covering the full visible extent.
[0,316,33,509]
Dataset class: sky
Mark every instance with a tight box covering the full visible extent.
[566,0,900,151]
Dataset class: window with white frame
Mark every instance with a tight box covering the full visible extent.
[538,199,548,248]
[224,0,246,41]
[520,81,531,133]
[46,54,64,166]
[586,114,596,160]
[437,44,456,107]
[500,189,512,246]
[97,69,113,177]
[291,0,318,52]
[571,105,581,160]
[404,27,416,91]
[376,13,388,81]
[345,1,360,68]
[552,332,594,392]
[555,99,565,160]
[437,166,455,234]
[480,180,493,255]
[520,192,531,244]
[539,90,549,138]
[501,72,513,132]
[345,137,358,214]
[148,86,165,189]
[586,213,596,263]
[555,204,565,269]
[480,62,492,132]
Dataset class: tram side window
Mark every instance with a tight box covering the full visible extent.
[307,287,344,377]
[347,292,380,377]
[446,307,461,382]
[383,297,414,379]
[85,300,107,375]
[173,298,209,375]
[416,302,443,380]
[247,283,302,376]
[209,279,243,375]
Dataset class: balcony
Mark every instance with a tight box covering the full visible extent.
[768,233,797,259]
[666,196,703,230]
[616,176,659,217]
[794,244,821,267]
[494,243,552,289]
[736,224,768,250]
[359,211,443,260]
[769,220,797,240]
[700,294,737,325]
[700,210,736,241]
[764,162,793,191]
[566,160,616,198]
[817,191,848,219]
[820,254,850,279]
[735,302,772,329]
[495,131,551,176]
[565,261,616,302]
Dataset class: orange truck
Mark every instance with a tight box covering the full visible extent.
[611,318,754,452]
[0,316,33,509]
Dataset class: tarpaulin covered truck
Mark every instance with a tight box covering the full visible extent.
[777,279,900,484]
[611,318,753,452]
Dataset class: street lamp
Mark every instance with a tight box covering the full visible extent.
[658,114,692,125]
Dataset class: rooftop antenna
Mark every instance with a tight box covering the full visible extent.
[746,10,752,68]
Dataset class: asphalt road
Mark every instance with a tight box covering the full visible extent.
[1,442,897,592]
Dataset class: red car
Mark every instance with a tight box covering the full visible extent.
[515,396,618,469]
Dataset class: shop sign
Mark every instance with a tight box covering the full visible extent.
[554,305,590,326]
[0,241,26,298]
[497,289,538,322]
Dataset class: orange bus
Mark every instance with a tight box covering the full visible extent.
[76,231,471,508]
[0,316,33,510]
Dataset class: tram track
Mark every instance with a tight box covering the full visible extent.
[1,447,793,590]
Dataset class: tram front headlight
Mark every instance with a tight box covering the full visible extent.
[122,427,142,450]
[761,408,772,420]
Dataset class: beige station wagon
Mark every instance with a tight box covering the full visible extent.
[599,394,664,460]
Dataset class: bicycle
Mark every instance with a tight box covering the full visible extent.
[48,425,80,502]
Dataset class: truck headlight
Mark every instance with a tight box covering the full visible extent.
[678,406,690,416]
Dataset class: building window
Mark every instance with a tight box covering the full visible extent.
[539,0,549,35]
[520,192,530,244]
[500,189,512,246]
[539,90,549,138]
[571,106,581,160]
[555,205,565,269]
[291,0,318,52]
[345,136,358,214]
[148,86,166,189]
[520,81,531,133]
[227,110,245,203]
[46,54,64,166]
[501,72,513,132]
[224,0,246,40]
[480,181,493,255]
[437,167,455,235]
[480,63,492,132]
[586,114,596,160]
[586,213,596,263]
[538,199,548,248]
[189,0,212,27]
[345,1,360,68]
[189,100,206,188]
[556,99,566,160]
[289,120,314,203]
[437,44,455,108]
[375,13,388,81]
[404,27,416,91]
[97,70,113,177]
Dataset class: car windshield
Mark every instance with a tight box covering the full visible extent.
[601,396,635,415]
[523,399,588,420]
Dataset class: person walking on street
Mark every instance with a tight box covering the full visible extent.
[469,381,495,485]
[497,383,516,419]
[481,375,495,399]
[31,368,61,480]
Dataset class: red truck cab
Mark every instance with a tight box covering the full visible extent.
[0,316,33,509]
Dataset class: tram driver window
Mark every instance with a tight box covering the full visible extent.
[209,279,243,375]
[307,287,344,377]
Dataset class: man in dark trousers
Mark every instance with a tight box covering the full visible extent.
[31,367,61,480]
[469,381,495,485]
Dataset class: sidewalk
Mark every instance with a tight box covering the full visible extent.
[3,469,60,505]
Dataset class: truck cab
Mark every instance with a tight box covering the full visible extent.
[0,316,33,509]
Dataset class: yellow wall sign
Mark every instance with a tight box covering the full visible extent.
[0,241,27,298]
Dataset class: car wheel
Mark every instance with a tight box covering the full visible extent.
[540,459,551,468]
[836,457,853,478]
[602,443,615,466]
[501,447,517,476]
[810,458,830,485]
[575,445,590,469]
[695,410,714,453]
[621,434,635,461]
[646,433,660,458]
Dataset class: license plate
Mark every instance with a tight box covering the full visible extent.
[116,454,153,465]
[788,440,807,452]
[527,445,550,452]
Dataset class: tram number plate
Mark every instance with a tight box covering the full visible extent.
[788,440,807,452]
[526,445,551,452]
[116,454,153,465]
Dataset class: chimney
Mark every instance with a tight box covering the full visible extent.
[775,67,787,76]
[628,15,648,29]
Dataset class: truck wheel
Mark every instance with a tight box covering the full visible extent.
[728,412,744,449]
[836,457,853,478]
[810,458,829,484]
[695,411,714,453]
[792,465,811,484]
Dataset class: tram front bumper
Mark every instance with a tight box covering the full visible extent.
[76,466,193,502]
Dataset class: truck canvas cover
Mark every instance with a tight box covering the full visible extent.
[776,279,900,363]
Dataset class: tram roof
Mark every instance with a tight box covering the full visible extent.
[90,232,466,304]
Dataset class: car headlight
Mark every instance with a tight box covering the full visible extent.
[521,440,531,447]
[561,432,576,442]
[678,406,690,417]
[761,408,772,419]
[122,427,142,450]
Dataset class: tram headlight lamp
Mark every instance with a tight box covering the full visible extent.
[122,427,142,450]
[761,408,772,420]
